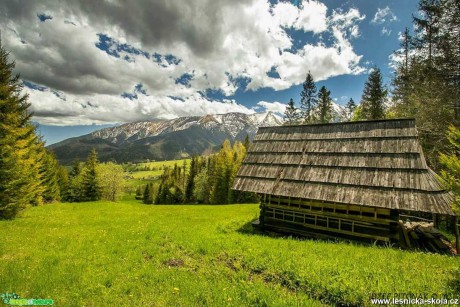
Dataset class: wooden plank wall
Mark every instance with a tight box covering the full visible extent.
[259,194,398,242]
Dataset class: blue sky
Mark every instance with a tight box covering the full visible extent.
[1,0,419,144]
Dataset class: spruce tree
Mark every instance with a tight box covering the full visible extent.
[0,39,44,218]
[345,98,357,120]
[81,149,101,201]
[300,71,318,123]
[57,166,70,201]
[143,182,154,204]
[361,67,387,120]
[317,86,333,123]
[284,98,299,125]
[184,156,197,203]
[40,148,61,202]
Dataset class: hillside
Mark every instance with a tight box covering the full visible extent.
[1,201,458,306]
[48,112,282,164]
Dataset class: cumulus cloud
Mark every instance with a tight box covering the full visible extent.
[26,87,255,125]
[1,0,366,125]
[272,0,328,33]
[371,7,398,24]
[255,101,286,114]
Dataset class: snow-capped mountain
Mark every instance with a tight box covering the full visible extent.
[49,112,283,164]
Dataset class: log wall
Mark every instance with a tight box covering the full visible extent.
[259,194,399,242]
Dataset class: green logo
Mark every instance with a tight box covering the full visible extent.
[1,292,53,306]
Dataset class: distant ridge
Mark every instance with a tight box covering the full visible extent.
[48,112,283,164]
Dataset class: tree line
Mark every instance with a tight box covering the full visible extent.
[139,138,258,205]
[0,42,63,219]
[283,68,386,125]
[61,149,125,203]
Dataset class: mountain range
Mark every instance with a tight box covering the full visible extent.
[49,102,349,164]
[49,112,283,164]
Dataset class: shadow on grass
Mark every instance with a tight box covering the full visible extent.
[236,219,400,250]
[447,267,460,293]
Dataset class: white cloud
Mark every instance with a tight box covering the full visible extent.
[2,0,366,125]
[381,27,392,36]
[272,0,328,33]
[256,101,286,114]
[371,7,397,24]
[26,87,254,126]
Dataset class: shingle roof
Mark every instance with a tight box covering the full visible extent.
[232,119,455,215]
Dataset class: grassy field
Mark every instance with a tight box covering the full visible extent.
[1,200,459,306]
[123,158,190,190]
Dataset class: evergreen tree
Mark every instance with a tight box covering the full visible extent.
[413,0,443,67]
[0,39,44,218]
[389,0,459,166]
[143,182,154,204]
[57,165,69,201]
[284,98,300,125]
[67,159,83,202]
[345,98,357,120]
[40,149,61,202]
[300,71,318,123]
[317,86,333,123]
[243,133,250,150]
[81,149,101,201]
[211,140,232,204]
[135,185,143,200]
[184,156,197,203]
[361,67,387,120]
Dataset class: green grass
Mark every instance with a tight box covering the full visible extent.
[124,158,190,189]
[1,201,459,306]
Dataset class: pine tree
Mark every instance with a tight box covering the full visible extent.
[361,67,387,120]
[184,156,197,203]
[283,98,300,125]
[0,39,44,218]
[57,165,69,201]
[67,159,83,202]
[317,86,333,123]
[81,149,101,201]
[40,148,61,202]
[143,182,154,204]
[413,0,443,67]
[345,98,357,120]
[389,0,458,166]
[135,185,143,200]
[300,71,318,123]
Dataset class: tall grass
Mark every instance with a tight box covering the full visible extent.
[1,202,458,306]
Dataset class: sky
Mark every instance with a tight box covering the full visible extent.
[1,0,419,144]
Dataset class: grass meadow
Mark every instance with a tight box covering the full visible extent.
[1,198,459,306]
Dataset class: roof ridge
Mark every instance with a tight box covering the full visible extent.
[260,118,416,129]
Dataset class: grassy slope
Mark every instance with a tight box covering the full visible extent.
[124,159,190,188]
[1,201,459,306]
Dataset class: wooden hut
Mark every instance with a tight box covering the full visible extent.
[232,119,459,247]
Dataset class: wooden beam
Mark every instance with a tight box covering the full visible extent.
[398,220,411,248]
[264,217,391,242]
[265,203,395,225]
[269,196,391,216]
